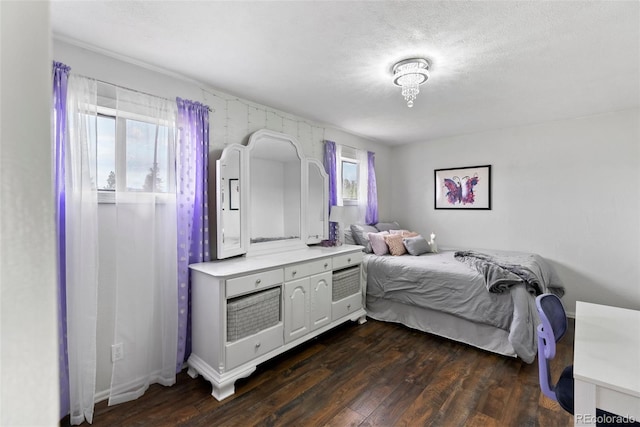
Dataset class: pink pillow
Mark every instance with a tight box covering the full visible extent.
[390,229,409,235]
[368,231,390,255]
[384,233,407,256]
[390,229,419,238]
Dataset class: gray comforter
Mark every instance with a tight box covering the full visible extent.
[454,250,565,296]
[364,250,564,363]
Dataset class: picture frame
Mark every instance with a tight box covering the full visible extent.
[229,178,239,210]
[434,165,491,210]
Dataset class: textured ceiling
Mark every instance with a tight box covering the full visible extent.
[50,1,640,145]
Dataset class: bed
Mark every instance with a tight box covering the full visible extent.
[349,223,565,363]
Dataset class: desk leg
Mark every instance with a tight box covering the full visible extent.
[574,378,597,427]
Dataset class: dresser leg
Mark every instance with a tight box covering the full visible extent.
[211,381,236,401]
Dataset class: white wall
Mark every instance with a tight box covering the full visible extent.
[390,109,640,315]
[0,1,59,424]
[52,39,391,397]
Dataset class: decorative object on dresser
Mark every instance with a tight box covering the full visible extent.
[328,205,345,246]
[189,129,367,400]
[434,164,492,210]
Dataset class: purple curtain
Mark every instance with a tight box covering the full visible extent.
[176,97,211,371]
[323,140,338,241]
[53,61,71,420]
[365,151,378,225]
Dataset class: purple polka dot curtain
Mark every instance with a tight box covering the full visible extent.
[176,98,211,371]
[53,60,71,421]
[365,151,378,225]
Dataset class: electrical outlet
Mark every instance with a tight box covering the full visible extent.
[111,343,124,362]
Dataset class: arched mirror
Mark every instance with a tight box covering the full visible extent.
[246,130,308,255]
[214,129,329,259]
[215,144,245,259]
[247,131,303,254]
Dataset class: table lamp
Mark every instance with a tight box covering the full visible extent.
[329,206,345,246]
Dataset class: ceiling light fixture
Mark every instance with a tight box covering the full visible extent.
[392,58,430,108]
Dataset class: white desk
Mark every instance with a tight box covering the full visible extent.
[573,301,640,426]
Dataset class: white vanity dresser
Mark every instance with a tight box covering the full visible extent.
[187,130,366,400]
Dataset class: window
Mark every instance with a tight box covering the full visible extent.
[339,145,360,205]
[341,159,359,201]
[95,107,175,202]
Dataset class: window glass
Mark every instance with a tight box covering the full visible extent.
[125,119,169,192]
[93,113,172,196]
[96,115,116,190]
[342,160,358,200]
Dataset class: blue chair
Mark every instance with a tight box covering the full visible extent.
[535,293,639,426]
[535,293,574,412]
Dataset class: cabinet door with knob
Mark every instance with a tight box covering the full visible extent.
[283,277,310,343]
[283,258,333,341]
[309,271,332,331]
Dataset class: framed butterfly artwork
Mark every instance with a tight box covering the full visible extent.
[434,165,492,210]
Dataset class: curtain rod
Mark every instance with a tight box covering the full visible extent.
[74,73,214,112]
[324,140,366,153]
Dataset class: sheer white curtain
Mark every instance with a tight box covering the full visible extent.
[356,148,369,223]
[108,87,178,405]
[65,75,99,425]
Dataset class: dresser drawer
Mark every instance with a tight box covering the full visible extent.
[308,258,332,276]
[226,269,283,298]
[225,323,283,370]
[284,263,311,281]
[284,258,333,281]
[333,251,363,270]
[332,293,362,321]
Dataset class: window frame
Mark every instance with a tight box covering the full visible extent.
[95,105,176,204]
[339,155,360,206]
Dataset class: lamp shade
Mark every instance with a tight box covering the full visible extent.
[329,206,344,223]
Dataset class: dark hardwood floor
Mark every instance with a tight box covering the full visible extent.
[63,318,574,426]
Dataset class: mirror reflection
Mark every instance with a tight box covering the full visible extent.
[250,139,301,244]
[220,148,241,250]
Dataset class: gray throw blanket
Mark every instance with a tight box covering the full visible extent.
[454,250,557,295]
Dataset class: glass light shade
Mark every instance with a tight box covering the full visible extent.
[392,58,430,108]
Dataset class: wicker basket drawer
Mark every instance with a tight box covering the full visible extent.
[227,287,281,342]
[332,265,360,302]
